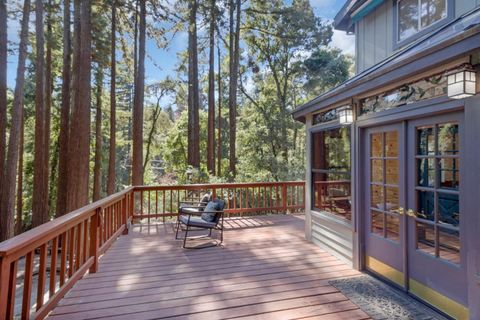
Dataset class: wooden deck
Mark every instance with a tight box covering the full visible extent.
[47,215,369,320]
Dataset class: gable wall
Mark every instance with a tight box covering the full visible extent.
[355,0,479,74]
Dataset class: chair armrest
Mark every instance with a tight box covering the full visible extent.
[179,200,202,204]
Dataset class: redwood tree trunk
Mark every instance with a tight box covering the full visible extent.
[66,0,91,212]
[93,69,103,201]
[56,0,71,217]
[217,37,222,176]
[107,0,116,195]
[32,0,48,228]
[187,0,200,168]
[0,0,7,199]
[15,119,24,235]
[207,0,216,174]
[44,0,53,217]
[132,0,145,185]
[228,0,240,178]
[0,0,30,241]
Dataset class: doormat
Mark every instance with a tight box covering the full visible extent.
[329,275,449,320]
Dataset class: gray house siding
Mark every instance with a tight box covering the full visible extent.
[355,0,479,74]
[356,0,393,73]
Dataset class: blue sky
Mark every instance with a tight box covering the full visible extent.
[6,0,355,89]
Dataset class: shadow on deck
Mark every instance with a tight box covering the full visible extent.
[47,214,369,320]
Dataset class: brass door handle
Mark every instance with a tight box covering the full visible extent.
[407,209,417,218]
[397,207,405,215]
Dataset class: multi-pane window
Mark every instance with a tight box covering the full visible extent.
[415,123,460,265]
[398,0,447,41]
[369,131,401,242]
[312,127,352,221]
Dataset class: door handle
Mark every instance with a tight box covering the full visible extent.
[407,209,417,218]
[397,207,405,215]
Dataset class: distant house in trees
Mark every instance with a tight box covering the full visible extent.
[293,1,480,319]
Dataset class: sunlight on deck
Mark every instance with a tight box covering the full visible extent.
[47,215,369,320]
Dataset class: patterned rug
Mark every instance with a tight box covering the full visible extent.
[329,275,450,320]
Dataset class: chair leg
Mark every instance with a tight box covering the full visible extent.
[209,228,212,237]
[175,219,181,240]
[183,224,189,248]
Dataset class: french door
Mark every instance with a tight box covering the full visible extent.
[364,123,406,287]
[406,113,467,314]
[364,112,468,318]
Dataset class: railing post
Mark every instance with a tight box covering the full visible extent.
[212,186,217,199]
[89,209,100,273]
[122,195,129,235]
[282,183,288,213]
[0,257,10,320]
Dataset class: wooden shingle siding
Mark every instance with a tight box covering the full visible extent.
[311,212,354,266]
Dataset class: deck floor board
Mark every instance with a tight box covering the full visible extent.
[48,215,369,320]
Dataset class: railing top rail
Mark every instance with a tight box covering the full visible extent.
[132,181,305,191]
[0,187,133,257]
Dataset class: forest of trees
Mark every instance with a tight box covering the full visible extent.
[0,0,352,240]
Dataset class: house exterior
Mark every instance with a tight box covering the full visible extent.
[292,1,480,319]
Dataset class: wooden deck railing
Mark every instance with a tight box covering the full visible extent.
[133,181,305,222]
[0,181,304,319]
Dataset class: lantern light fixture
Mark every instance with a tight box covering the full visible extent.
[447,64,477,99]
[338,105,354,125]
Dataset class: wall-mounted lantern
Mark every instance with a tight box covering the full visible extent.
[447,64,477,99]
[338,106,354,125]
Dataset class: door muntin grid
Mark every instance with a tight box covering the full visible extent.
[369,131,401,242]
[415,122,460,265]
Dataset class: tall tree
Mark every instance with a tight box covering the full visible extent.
[0,0,31,241]
[32,0,48,228]
[228,0,240,177]
[207,0,215,174]
[93,69,103,201]
[16,119,24,235]
[187,0,200,168]
[44,0,53,215]
[132,0,145,185]
[107,0,117,195]
[0,0,7,199]
[66,0,92,211]
[216,35,222,176]
[56,0,71,217]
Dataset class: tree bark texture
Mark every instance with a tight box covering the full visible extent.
[132,0,145,185]
[56,0,71,217]
[0,0,30,241]
[32,0,48,228]
[0,0,7,200]
[187,0,200,168]
[207,0,216,174]
[107,0,116,195]
[228,0,240,178]
[93,69,103,201]
[217,37,222,176]
[66,0,91,212]
[15,119,24,235]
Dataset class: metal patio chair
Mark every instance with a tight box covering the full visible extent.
[175,198,225,248]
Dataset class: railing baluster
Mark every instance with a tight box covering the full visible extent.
[6,259,17,319]
[75,223,82,272]
[49,237,58,298]
[36,243,48,311]
[22,251,34,319]
[68,227,75,277]
[60,231,67,286]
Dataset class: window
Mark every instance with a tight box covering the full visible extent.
[311,127,352,221]
[397,0,448,42]
[415,123,460,265]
